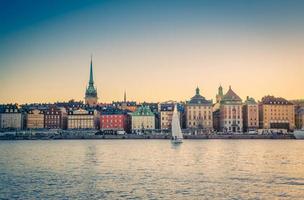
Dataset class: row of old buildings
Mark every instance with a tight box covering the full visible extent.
[1,58,303,133]
[0,87,302,134]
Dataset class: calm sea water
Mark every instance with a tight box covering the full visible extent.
[0,140,304,200]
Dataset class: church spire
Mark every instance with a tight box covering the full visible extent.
[85,55,98,106]
[124,90,127,102]
[89,55,94,85]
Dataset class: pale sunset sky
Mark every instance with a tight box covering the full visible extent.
[0,0,303,104]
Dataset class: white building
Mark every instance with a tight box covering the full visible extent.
[0,105,23,130]
[131,105,155,133]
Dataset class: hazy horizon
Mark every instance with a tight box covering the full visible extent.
[1,0,303,104]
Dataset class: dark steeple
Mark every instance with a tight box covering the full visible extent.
[85,56,98,105]
[124,90,126,102]
[89,55,94,85]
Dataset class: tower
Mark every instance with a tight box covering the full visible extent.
[216,85,223,103]
[124,90,126,102]
[85,56,98,106]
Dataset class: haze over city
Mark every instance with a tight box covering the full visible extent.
[1,0,303,104]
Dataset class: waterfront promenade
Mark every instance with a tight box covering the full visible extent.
[0,131,295,140]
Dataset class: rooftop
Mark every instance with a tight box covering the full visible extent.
[221,86,242,104]
[131,105,154,116]
[188,87,212,105]
[261,96,293,105]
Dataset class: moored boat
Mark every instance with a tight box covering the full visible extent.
[294,127,304,139]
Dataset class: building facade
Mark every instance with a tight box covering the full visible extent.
[213,85,224,131]
[131,105,155,133]
[220,86,243,133]
[295,108,304,129]
[259,96,295,131]
[186,87,213,134]
[100,107,130,133]
[242,96,259,132]
[159,101,183,131]
[290,99,304,129]
[44,106,62,129]
[67,108,96,129]
[85,57,98,106]
[26,109,44,129]
[0,104,23,130]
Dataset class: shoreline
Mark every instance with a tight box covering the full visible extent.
[0,133,295,140]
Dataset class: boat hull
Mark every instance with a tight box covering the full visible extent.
[171,138,183,144]
[294,130,304,139]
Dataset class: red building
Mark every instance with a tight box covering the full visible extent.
[100,108,130,133]
[44,106,63,129]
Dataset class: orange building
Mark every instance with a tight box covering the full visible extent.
[242,97,259,132]
[259,96,295,131]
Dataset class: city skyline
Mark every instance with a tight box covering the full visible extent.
[1,0,304,104]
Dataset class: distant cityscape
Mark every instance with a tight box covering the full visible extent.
[1,58,303,135]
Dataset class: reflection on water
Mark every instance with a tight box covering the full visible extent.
[0,140,304,199]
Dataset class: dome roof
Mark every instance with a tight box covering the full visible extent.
[188,87,212,105]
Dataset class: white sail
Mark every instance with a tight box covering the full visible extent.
[171,104,183,140]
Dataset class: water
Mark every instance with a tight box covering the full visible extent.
[0,140,304,199]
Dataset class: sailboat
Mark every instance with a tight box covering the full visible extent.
[171,104,183,144]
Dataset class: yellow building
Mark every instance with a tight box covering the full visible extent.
[186,87,213,134]
[259,96,295,131]
[27,109,44,129]
[67,108,96,129]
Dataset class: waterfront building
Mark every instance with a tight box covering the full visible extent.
[295,108,304,129]
[259,96,295,131]
[186,87,213,134]
[26,109,44,129]
[100,107,130,133]
[85,57,98,106]
[158,101,184,131]
[142,102,160,129]
[67,108,97,129]
[0,104,23,130]
[112,101,137,112]
[213,85,224,131]
[44,106,63,129]
[290,99,304,129]
[219,86,243,133]
[242,96,259,132]
[212,109,221,132]
[112,92,137,112]
[131,105,155,133]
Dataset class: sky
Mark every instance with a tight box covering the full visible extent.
[0,0,303,104]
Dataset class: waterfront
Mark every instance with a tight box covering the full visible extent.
[1,140,304,199]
